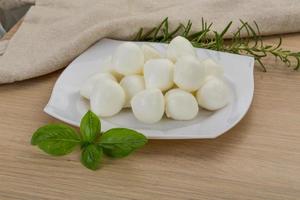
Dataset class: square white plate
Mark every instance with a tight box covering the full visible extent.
[44,39,254,139]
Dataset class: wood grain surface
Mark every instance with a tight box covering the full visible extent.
[0,22,300,200]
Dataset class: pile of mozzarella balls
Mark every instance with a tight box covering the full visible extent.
[80,36,230,124]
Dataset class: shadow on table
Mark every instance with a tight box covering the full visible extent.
[144,113,252,159]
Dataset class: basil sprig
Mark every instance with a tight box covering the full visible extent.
[31,111,147,170]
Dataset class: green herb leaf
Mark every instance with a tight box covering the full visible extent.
[31,124,80,156]
[133,17,300,71]
[98,128,147,158]
[81,144,103,170]
[80,110,101,143]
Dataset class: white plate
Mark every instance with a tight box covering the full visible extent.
[44,39,254,139]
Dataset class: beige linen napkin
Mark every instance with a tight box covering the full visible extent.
[1,0,300,84]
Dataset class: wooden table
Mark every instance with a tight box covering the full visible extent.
[0,22,300,200]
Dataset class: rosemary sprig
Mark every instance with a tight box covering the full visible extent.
[134,17,300,72]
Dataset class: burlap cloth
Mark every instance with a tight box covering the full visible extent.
[1,0,300,84]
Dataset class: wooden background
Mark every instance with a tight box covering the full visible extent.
[0,22,300,200]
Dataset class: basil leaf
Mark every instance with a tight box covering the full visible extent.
[80,110,101,143]
[81,144,103,170]
[31,124,80,156]
[98,128,147,158]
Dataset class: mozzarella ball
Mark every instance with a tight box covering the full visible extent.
[174,55,206,92]
[99,56,123,81]
[203,58,224,77]
[144,58,174,91]
[120,75,145,108]
[90,80,125,117]
[165,89,199,120]
[196,76,230,110]
[166,36,196,62]
[80,73,117,99]
[112,42,144,75]
[141,44,161,62]
[131,89,165,124]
